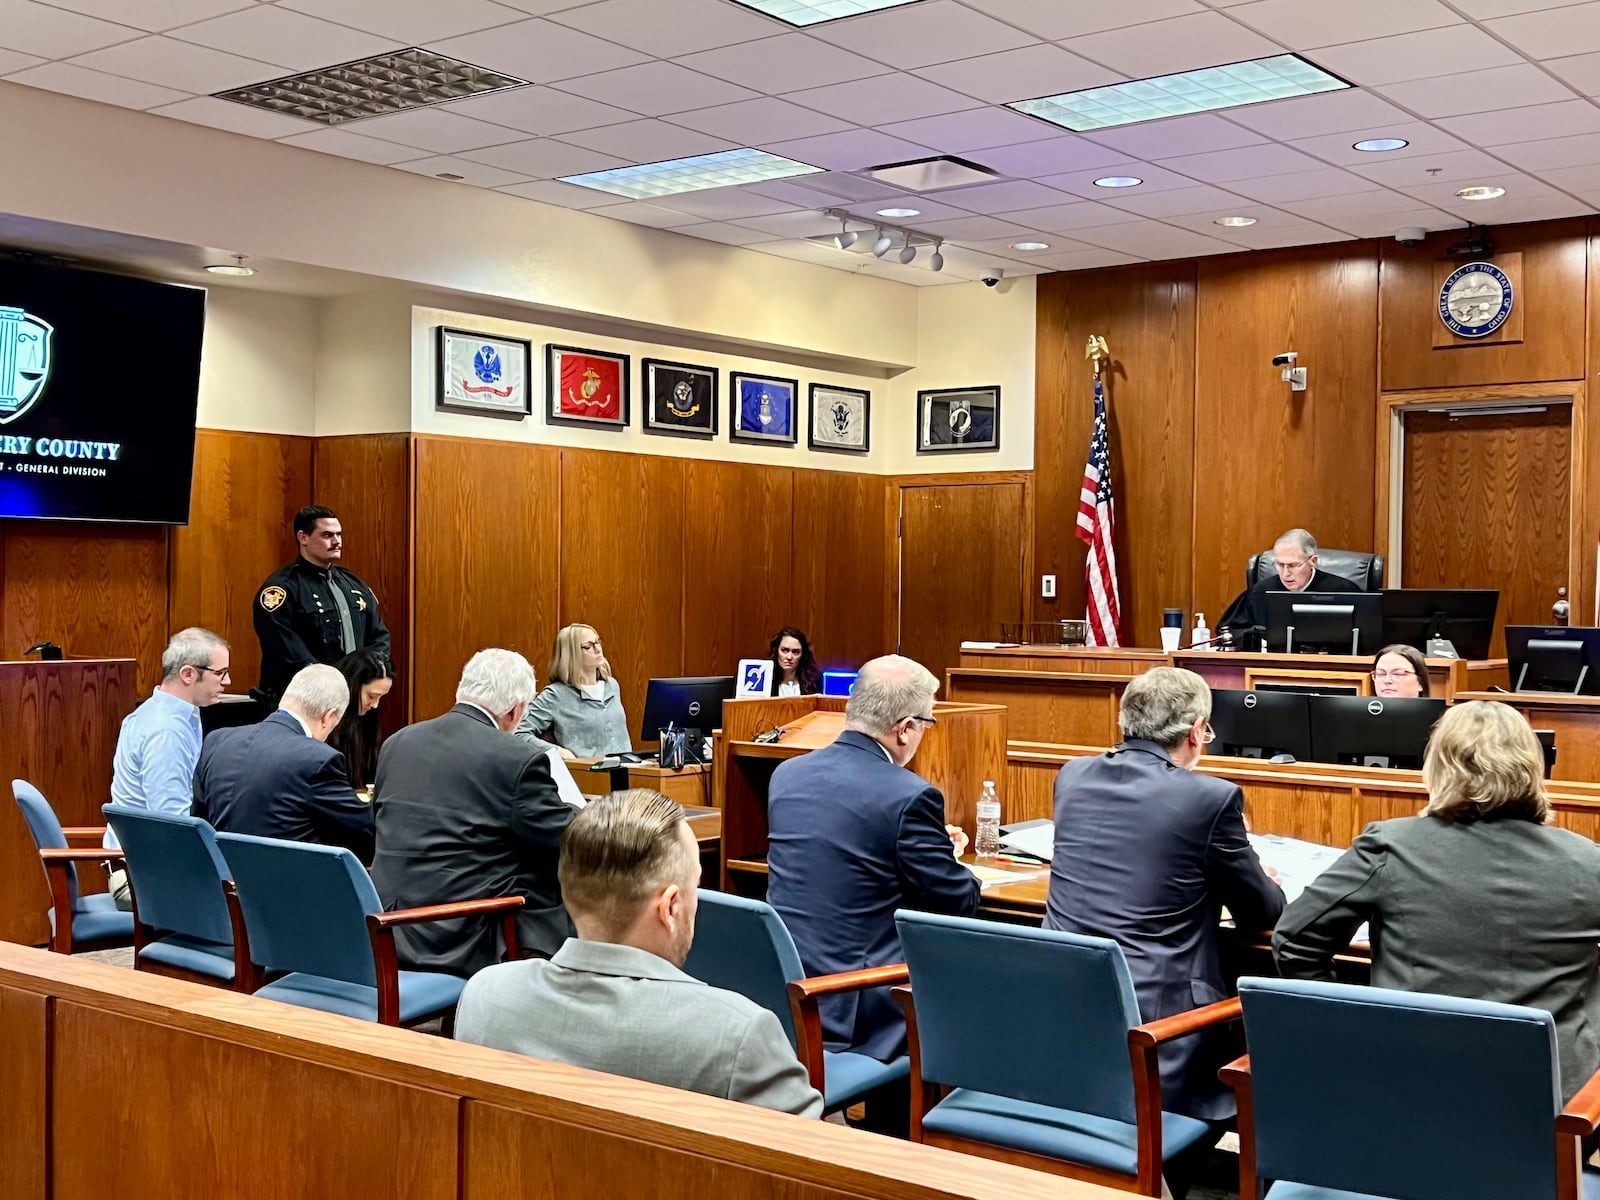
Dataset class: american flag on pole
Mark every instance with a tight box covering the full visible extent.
[1076,375,1122,647]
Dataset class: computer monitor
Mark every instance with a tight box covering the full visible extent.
[1208,689,1312,761]
[1506,626,1600,695]
[638,676,736,744]
[1535,729,1557,780]
[821,670,858,697]
[1381,588,1499,660]
[1264,591,1385,655]
[1307,695,1447,769]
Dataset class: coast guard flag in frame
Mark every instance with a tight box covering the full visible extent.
[808,383,870,453]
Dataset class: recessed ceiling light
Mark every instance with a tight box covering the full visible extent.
[1008,54,1348,133]
[1010,240,1050,251]
[1094,176,1142,188]
[1353,137,1408,152]
[876,207,921,218]
[560,147,821,199]
[1456,185,1506,201]
[726,0,925,26]
[205,255,254,277]
[1214,216,1257,227]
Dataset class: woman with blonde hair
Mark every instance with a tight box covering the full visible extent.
[1274,701,1600,1100]
[514,623,632,758]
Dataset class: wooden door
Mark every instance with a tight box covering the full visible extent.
[898,483,1026,688]
[1401,405,1571,657]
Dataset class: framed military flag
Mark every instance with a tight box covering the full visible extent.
[917,386,1000,454]
[546,344,628,429]
[730,371,798,446]
[436,327,531,419]
[807,383,870,454]
[643,358,718,438]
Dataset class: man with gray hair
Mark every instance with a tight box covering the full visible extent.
[105,627,230,908]
[370,648,575,976]
[1218,526,1362,648]
[1045,666,1283,1131]
[192,662,374,863]
[766,654,980,1079]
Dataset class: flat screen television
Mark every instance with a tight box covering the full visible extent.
[0,256,205,523]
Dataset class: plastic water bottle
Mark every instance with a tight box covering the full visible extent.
[1191,612,1211,650]
[975,780,1001,859]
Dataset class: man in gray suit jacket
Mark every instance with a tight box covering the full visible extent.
[455,789,822,1118]
[370,649,575,977]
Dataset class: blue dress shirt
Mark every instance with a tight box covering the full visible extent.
[106,687,203,848]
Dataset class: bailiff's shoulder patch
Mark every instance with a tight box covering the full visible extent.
[259,585,287,612]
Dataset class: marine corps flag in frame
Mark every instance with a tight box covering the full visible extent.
[547,344,629,429]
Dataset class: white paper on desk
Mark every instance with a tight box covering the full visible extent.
[999,821,1055,862]
[961,640,1010,650]
[966,863,1038,889]
[1248,833,1370,945]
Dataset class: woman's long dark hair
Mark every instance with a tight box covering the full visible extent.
[768,626,822,695]
[329,649,393,789]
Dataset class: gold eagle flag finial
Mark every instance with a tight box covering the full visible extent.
[1085,334,1111,379]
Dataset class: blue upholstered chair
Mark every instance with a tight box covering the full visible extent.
[893,910,1241,1197]
[101,804,253,991]
[683,890,910,1113]
[1226,977,1600,1200]
[12,779,133,954]
[216,832,524,1027]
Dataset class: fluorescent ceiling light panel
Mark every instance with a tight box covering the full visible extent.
[1008,55,1349,133]
[726,0,926,27]
[561,148,822,199]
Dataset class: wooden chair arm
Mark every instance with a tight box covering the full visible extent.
[365,897,527,1026]
[1557,1062,1600,1135]
[61,826,109,844]
[1128,996,1242,1048]
[892,985,944,1142]
[40,848,124,863]
[1124,999,1242,1197]
[1219,1055,1260,1200]
[781,965,910,1101]
[365,896,526,928]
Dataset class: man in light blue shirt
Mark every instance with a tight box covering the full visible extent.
[106,627,230,908]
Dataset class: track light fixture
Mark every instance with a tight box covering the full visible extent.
[929,240,944,272]
[871,228,894,258]
[898,241,917,264]
[820,208,944,271]
[834,215,858,250]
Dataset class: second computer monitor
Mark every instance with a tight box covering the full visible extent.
[638,675,737,744]
[1208,689,1313,762]
[1381,588,1498,660]
[1265,590,1385,655]
[1307,695,1447,769]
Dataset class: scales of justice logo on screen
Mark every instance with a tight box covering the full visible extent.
[0,306,53,424]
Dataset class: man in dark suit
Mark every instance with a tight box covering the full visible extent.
[370,648,575,977]
[766,654,979,1064]
[1045,666,1284,1124]
[1218,527,1362,648]
[192,663,374,863]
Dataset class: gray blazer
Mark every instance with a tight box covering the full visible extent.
[454,939,823,1118]
[515,679,631,758]
[1275,815,1600,1101]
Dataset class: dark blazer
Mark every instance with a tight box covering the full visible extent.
[766,729,980,1062]
[192,710,374,863]
[1044,740,1284,1121]
[1275,815,1600,1102]
[369,704,575,977]
[1218,568,1361,644]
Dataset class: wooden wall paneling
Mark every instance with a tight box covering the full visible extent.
[412,436,559,723]
[167,429,314,697]
[0,986,47,1200]
[1380,219,1588,392]
[314,434,412,740]
[558,448,684,733]
[791,468,889,671]
[1033,265,1197,645]
[681,460,793,678]
[1582,218,1600,625]
[1192,244,1380,624]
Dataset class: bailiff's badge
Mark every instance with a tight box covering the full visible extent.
[354,592,367,612]
[259,586,287,612]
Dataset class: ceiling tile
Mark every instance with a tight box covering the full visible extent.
[495,178,626,206]
[1287,121,1471,166]
[1202,219,1353,250]
[1059,12,1279,78]
[668,97,852,143]
[7,60,188,108]
[1225,0,1461,49]
[731,210,843,236]
[744,177,883,207]
[0,0,139,58]
[879,107,1058,153]
[587,200,706,227]
[460,137,629,177]
[1025,247,1147,270]
[934,178,1072,211]
[1313,25,1523,86]
[391,154,533,187]
[784,73,980,124]
[917,213,1040,239]
[275,0,530,44]
[1446,0,1594,16]
[672,221,780,245]
[278,127,436,164]
[1435,192,1593,223]
[1224,88,1413,140]
[156,94,324,138]
[1346,147,1519,186]
[1323,206,1460,237]
[914,44,1123,105]
[1376,63,1578,117]
[809,2,1035,69]
[549,0,780,56]
[836,195,972,221]
[69,36,280,93]
[41,0,252,32]
[1163,205,1346,241]
[957,234,1089,257]
[431,19,650,85]
[440,87,638,136]
[1073,221,1242,257]
[554,61,760,116]
[493,0,610,12]
[761,128,935,170]
[957,0,1203,40]
[994,200,1146,230]
[0,48,45,72]
[349,109,527,153]
[1224,166,1384,202]
[1038,161,1201,196]
[1086,113,1267,159]
[1101,182,1254,215]
[1157,142,1325,182]
[673,34,888,93]
[974,135,1132,177]
[556,119,734,161]
[784,171,906,200]
[652,185,801,219]
[1493,130,1600,170]
[1547,51,1600,95]
[170,7,398,72]
[1438,99,1600,146]
[1537,162,1600,190]
[1281,187,1444,221]
[1487,3,1600,59]
[1394,171,1566,205]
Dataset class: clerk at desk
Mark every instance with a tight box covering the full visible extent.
[1218,528,1360,648]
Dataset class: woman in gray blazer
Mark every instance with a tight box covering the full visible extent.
[515,623,632,758]
[1275,701,1600,1101]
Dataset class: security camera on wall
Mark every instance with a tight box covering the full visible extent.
[981,267,1005,288]
[1395,227,1427,247]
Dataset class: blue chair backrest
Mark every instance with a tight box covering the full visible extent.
[103,805,233,946]
[14,779,78,905]
[683,891,806,1049]
[896,910,1142,1123]
[216,833,381,986]
[1239,977,1562,1200]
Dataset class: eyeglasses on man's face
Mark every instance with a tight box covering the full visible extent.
[1202,722,1216,744]
[196,665,231,682]
[902,714,939,729]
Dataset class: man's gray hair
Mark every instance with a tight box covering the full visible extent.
[1118,667,1211,748]
[845,654,940,736]
[280,664,349,721]
[160,627,227,682]
[1275,528,1318,557]
[456,648,538,717]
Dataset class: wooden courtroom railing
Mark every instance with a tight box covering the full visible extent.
[0,943,1120,1200]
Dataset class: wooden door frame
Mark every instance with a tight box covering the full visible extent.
[1376,381,1585,608]
[887,471,1034,655]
